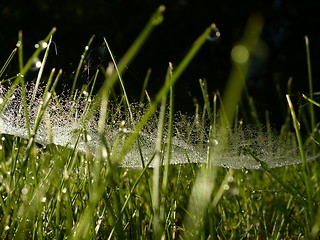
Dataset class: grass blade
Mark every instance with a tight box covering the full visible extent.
[0,48,17,79]
[286,94,314,236]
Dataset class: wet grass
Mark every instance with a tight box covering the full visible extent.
[0,6,320,239]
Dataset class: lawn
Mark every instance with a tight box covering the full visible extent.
[0,6,319,239]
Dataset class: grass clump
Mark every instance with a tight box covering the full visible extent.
[0,6,320,239]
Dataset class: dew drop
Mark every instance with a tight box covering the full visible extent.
[120,120,126,127]
[35,61,42,68]
[42,42,48,49]
[21,188,28,195]
[87,134,92,141]
[35,43,40,49]
[207,26,221,42]
[223,184,230,190]
[250,190,262,200]
[41,197,47,202]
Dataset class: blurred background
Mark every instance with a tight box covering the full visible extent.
[1,0,320,126]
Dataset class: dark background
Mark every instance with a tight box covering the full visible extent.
[1,0,320,126]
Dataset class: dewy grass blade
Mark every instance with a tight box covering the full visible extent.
[303,94,320,108]
[162,63,174,190]
[286,94,314,235]
[199,78,212,121]
[45,69,62,143]
[139,68,152,103]
[30,36,53,108]
[152,76,167,239]
[0,48,17,79]
[18,31,31,138]
[305,36,316,135]
[160,64,174,236]
[103,38,134,124]
[0,27,56,114]
[70,35,95,98]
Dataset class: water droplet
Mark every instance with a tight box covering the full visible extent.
[250,190,262,200]
[242,169,249,174]
[85,46,89,51]
[41,197,47,202]
[207,27,221,42]
[16,73,24,78]
[120,120,126,127]
[42,42,48,49]
[35,43,40,49]
[16,41,21,47]
[223,184,230,190]
[228,176,234,183]
[21,187,28,195]
[87,134,92,141]
[0,98,3,104]
[35,61,42,68]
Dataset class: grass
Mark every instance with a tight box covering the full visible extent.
[1,5,320,239]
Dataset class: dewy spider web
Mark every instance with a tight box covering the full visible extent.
[0,84,318,169]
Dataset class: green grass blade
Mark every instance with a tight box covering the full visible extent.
[305,36,316,134]
[0,48,17,79]
[30,36,53,108]
[199,78,212,121]
[139,68,152,103]
[286,94,313,235]
[70,35,95,98]
[303,94,320,108]
[152,65,172,239]
[162,63,174,190]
